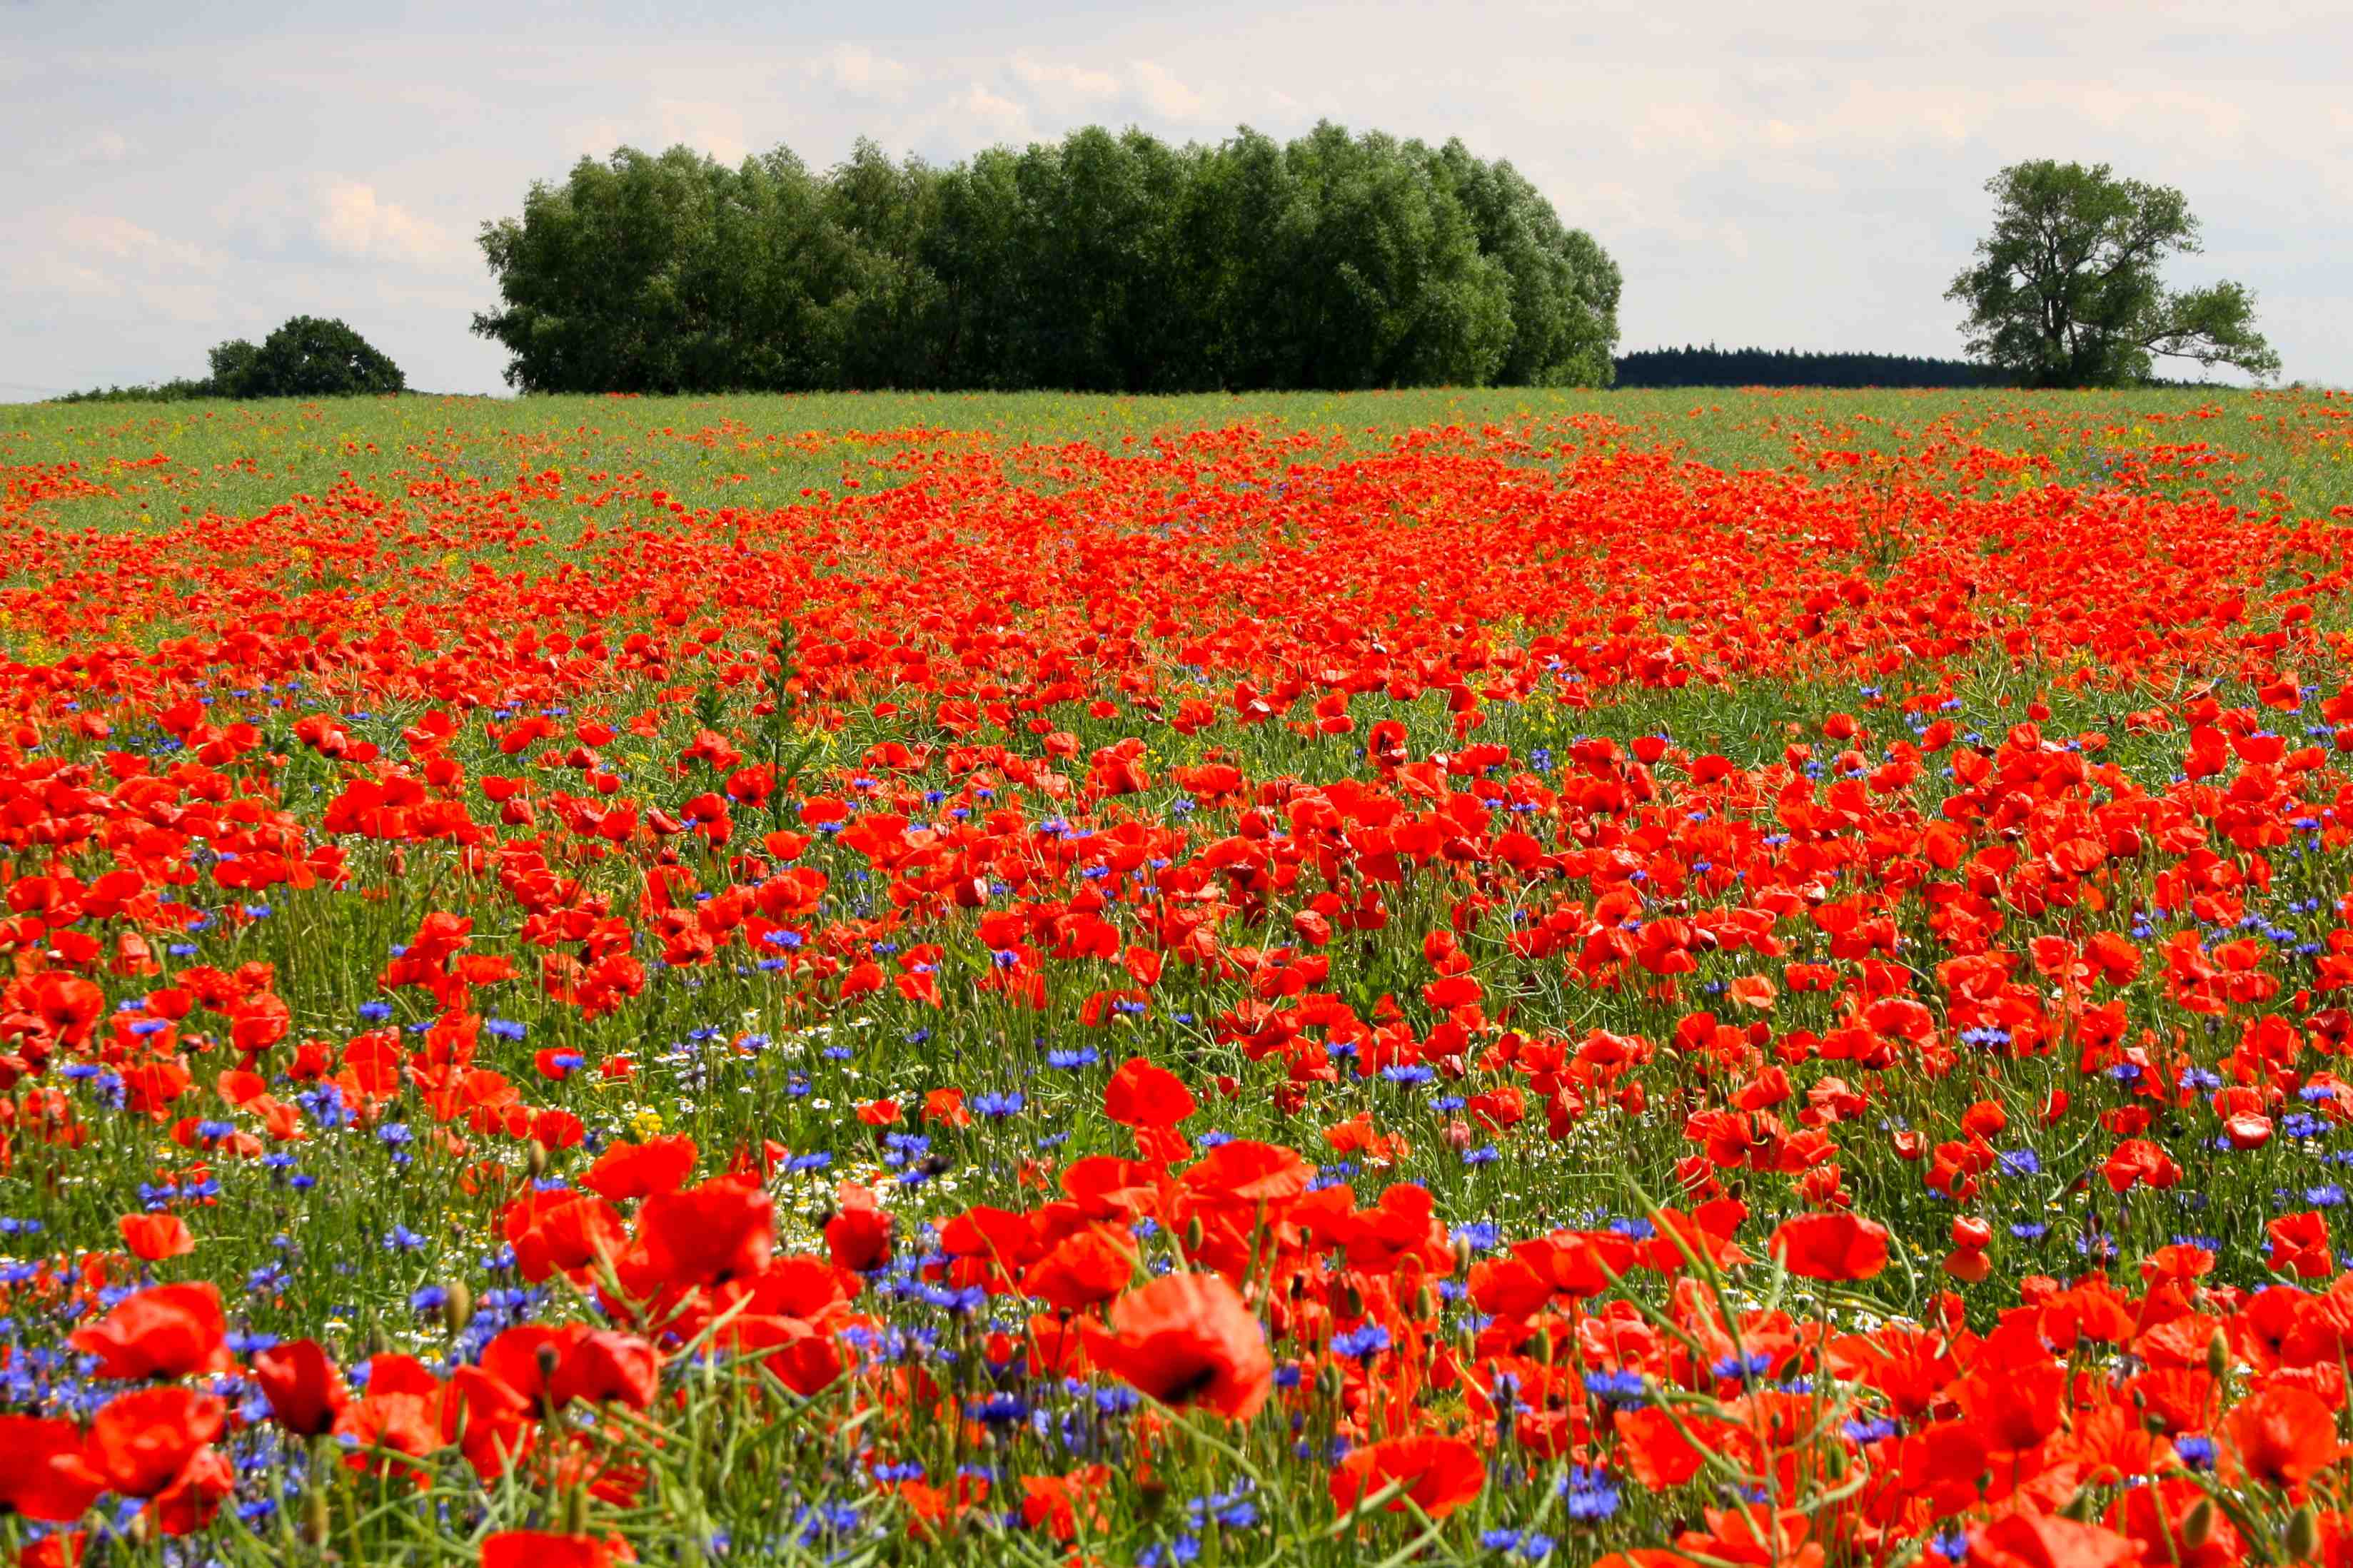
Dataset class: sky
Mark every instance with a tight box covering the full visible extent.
[4,0,2348,397]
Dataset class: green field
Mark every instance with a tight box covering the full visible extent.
[9,385,2351,547]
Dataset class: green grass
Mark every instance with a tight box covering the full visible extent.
[6,386,2350,552]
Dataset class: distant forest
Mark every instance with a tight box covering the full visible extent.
[1612,345,2002,388]
[475,126,1621,395]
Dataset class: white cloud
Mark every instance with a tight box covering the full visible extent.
[653,101,749,163]
[823,45,912,98]
[0,210,229,333]
[314,180,465,268]
[1011,56,1122,103]
[61,211,224,275]
[1129,60,1211,123]
[955,82,1036,143]
[66,129,135,164]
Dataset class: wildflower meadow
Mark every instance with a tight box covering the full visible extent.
[4,383,2353,1566]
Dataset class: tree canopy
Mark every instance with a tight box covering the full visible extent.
[206,317,407,398]
[1613,345,2000,389]
[472,124,1622,394]
[1947,161,2277,388]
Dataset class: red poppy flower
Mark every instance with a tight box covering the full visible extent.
[1079,1273,1271,1420]
[1179,1140,1314,1205]
[148,1445,233,1537]
[1103,1058,1196,1127]
[548,1330,660,1410]
[580,1133,698,1201]
[251,1338,351,1436]
[502,1189,626,1283]
[630,1175,775,1288]
[1328,1435,1484,1519]
[1965,1513,2142,1568]
[1025,1227,1137,1311]
[0,1415,104,1522]
[2221,1383,2344,1488]
[16,1531,89,1568]
[68,1283,230,1380]
[117,1213,194,1262]
[77,1387,226,1497]
[441,1365,537,1479]
[1768,1213,1889,1281]
[824,1186,892,1273]
[480,1532,614,1568]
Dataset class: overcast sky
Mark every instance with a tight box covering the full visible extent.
[5,0,2347,397]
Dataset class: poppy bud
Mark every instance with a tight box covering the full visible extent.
[1453,1236,1476,1277]
[2058,1487,2095,1522]
[1941,1248,1992,1284]
[1316,1360,1345,1401]
[2287,1504,2320,1562]
[1339,1283,1364,1320]
[2180,1498,2215,1549]
[441,1280,473,1334]
[528,1142,548,1178]
[2207,1327,2230,1382]
[1183,1216,1204,1254]
[1413,1285,1436,1320]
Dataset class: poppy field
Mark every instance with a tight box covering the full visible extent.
[7,383,2353,1567]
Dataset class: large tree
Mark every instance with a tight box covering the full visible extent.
[474,123,1621,393]
[1947,161,2278,388]
[208,317,405,398]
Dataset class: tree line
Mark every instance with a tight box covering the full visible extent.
[39,151,2279,405]
[470,123,1623,395]
[53,317,405,402]
[1612,345,2002,389]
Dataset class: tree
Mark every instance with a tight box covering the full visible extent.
[206,338,260,392]
[474,124,1622,394]
[211,316,405,398]
[1948,161,2278,388]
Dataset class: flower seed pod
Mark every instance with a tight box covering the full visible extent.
[2287,1504,2320,1562]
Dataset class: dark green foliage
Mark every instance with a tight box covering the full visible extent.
[1948,161,2278,388]
[51,378,218,404]
[1613,346,2003,389]
[212,316,405,398]
[54,318,405,403]
[473,123,1621,394]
